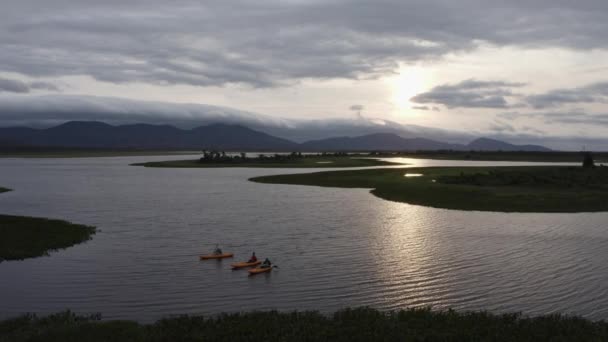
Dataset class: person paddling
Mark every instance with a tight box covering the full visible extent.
[248,252,257,263]
[213,244,223,255]
[260,258,272,268]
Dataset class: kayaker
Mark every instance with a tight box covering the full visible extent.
[261,258,272,268]
[248,252,257,263]
[214,245,223,255]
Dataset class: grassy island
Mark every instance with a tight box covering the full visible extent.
[251,166,608,212]
[2,307,607,341]
[0,215,96,262]
[0,187,10,193]
[135,153,399,168]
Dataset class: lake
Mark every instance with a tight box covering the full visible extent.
[1,156,607,321]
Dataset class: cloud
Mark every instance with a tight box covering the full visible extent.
[489,120,516,133]
[0,78,29,93]
[0,94,289,128]
[29,81,60,91]
[0,77,60,93]
[498,110,608,127]
[349,104,364,112]
[1,1,608,87]
[526,82,608,109]
[412,105,429,110]
[410,79,525,109]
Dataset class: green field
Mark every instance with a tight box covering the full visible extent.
[134,157,399,168]
[2,307,607,341]
[0,215,96,262]
[251,166,608,212]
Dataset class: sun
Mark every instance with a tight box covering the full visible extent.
[389,66,431,111]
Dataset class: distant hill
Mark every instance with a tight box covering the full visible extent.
[300,133,551,152]
[301,133,460,151]
[0,121,298,151]
[467,137,552,152]
[0,121,552,152]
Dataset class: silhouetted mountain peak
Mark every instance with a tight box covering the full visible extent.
[468,137,551,152]
[0,121,552,152]
[50,121,114,130]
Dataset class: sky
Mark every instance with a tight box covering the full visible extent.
[1,0,608,148]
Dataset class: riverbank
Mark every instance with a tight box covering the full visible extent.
[251,166,608,212]
[0,215,96,262]
[134,157,399,168]
[1,307,606,341]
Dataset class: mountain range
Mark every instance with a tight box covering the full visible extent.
[0,121,552,152]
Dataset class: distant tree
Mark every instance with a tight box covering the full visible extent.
[583,152,595,168]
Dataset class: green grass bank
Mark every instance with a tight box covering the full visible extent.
[1,308,607,341]
[0,215,96,262]
[251,166,608,212]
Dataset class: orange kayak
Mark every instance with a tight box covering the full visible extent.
[248,266,272,275]
[199,253,234,260]
[231,261,261,269]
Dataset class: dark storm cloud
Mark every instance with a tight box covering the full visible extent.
[0,94,290,128]
[0,77,60,93]
[410,79,525,109]
[1,1,608,87]
[526,82,608,108]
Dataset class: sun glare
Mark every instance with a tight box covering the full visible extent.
[389,66,431,111]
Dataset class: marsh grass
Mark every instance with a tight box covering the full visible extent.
[251,166,608,212]
[1,307,607,341]
[0,215,96,262]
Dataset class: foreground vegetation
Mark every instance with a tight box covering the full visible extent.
[0,215,96,262]
[251,166,608,212]
[135,153,399,168]
[1,307,607,341]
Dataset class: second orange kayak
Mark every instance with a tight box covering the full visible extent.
[248,266,272,275]
[231,261,261,269]
[200,253,234,260]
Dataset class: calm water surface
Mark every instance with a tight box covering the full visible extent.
[1,156,607,321]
